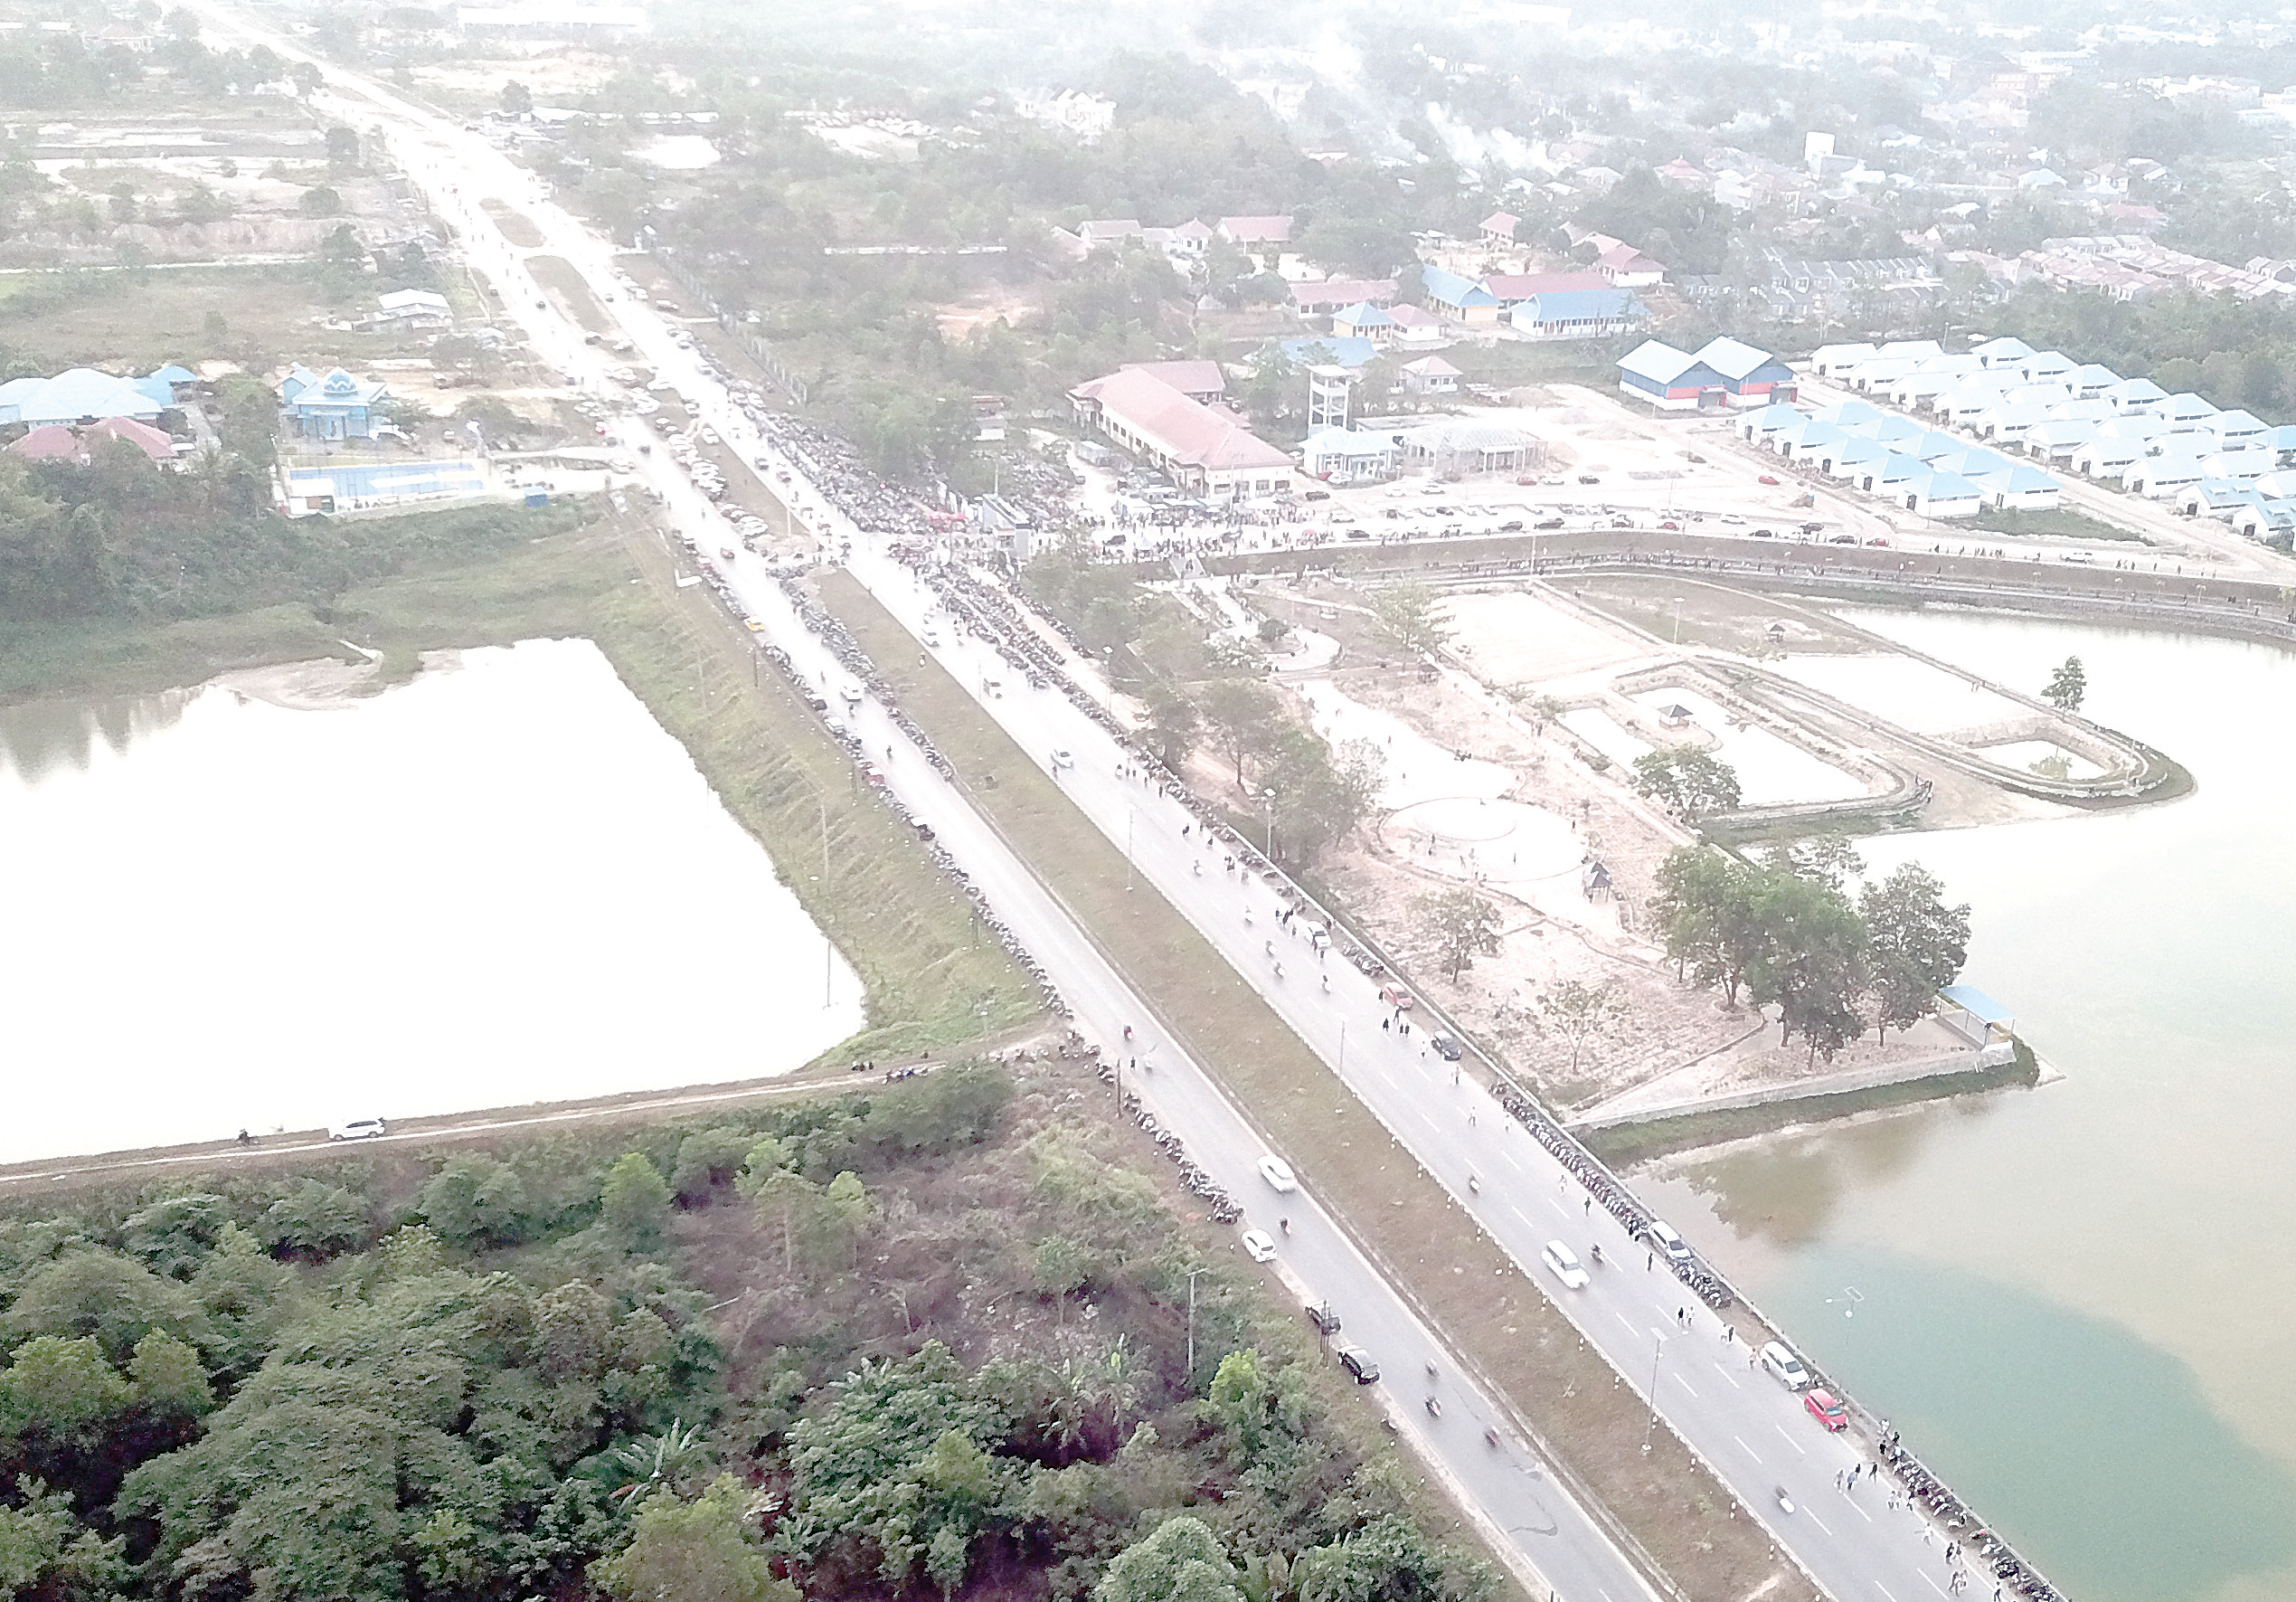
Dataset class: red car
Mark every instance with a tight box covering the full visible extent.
[1379,982,1414,1010]
[1804,1389,1847,1431]
[1758,474,1781,486]
[1658,519,1680,530]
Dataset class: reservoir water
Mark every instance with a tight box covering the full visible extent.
[1640,609,2296,1602]
[0,639,864,1162]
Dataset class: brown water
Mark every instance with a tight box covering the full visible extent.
[0,639,862,1160]
[1639,608,2296,1602]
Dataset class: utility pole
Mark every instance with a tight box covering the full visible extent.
[1186,1268,1206,1384]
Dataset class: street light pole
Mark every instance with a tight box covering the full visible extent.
[1186,1268,1206,1384]
[1262,787,1277,856]
[1642,1332,1668,1453]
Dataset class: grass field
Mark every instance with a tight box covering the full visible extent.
[0,264,378,373]
[1970,504,2148,542]
[816,569,1817,1602]
[483,200,548,249]
[1,513,1037,1065]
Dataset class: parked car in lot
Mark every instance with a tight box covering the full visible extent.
[329,1118,388,1142]
[1241,1228,1278,1263]
[1257,1154,1298,1192]
[1305,1303,1342,1335]
[1542,1241,1591,1290]
[1761,1341,1813,1390]
[1535,517,1564,530]
[1337,1345,1380,1383]
[1758,474,1781,485]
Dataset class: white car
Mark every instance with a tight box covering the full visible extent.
[328,1117,388,1142]
[1257,1154,1298,1192]
[1541,1240,1590,1290]
[1760,1341,1813,1390]
[1645,1219,1695,1265]
[1049,747,1074,771]
[1241,1228,1278,1263]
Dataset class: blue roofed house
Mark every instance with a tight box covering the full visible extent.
[1299,427,1398,484]
[1616,339,1729,410]
[1902,468,1983,517]
[1735,401,1805,443]
[1776,418,1847,463]
[1507,287,1649,341]
[279,365,390,441]
[1330,302,1395,344]
[1275,337,1376,370]
[1419,266,1502,325]
[1968,461,2063,510]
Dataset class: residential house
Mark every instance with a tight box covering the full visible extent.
[1693,337,1794,406]
[1217,215,1293,248]
[1420,266,1501,324]
[1479,270,1610,307]
[1970,461,2064,509]
[1902,468,1984,517]
[375,289,453,327]
[1596,242,1665,287]
[1479,211,1520,246]
[1332,302,1396,344]
[1401,355,1461,396]
[1290,278,1397,317]
[1386,305,1450,349]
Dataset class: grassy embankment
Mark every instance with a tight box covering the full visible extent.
[1,511,1036,1066]
[814,569,1819,1602]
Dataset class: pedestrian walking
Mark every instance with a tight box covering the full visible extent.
[1583,1196,1592,1215]
[1646,1252,1653,1271]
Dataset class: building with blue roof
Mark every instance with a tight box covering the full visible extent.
[1275,337,1376,370]
[1902,468,1983,517]
[1616,339,1729,410]
[1418,266,1500,324]
[1969,461,2062,510]
[1692,337,1794,405]
[279,365,391,441]
[1508,287,1649,341]
[0,367,165,427]
[1330,302,1395,341]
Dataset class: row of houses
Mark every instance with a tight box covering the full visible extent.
[1735,399,2063,518]
[1299,419,1544,485]
[1616,337,1796,411]
[1810,337,2296,507]
[1061,214,1292,258]
[0,365,185,428]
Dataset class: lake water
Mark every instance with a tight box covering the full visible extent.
[0,639,863,1161]
[1640,610,2296,1602]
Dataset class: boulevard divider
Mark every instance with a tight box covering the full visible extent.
[812,569,1821,1602]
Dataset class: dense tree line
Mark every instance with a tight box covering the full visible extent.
[0,1066,1493,1602]
[0,443,567,626]
[1651,842,1971,1063]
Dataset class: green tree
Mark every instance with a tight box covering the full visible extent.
[0,1479,127,1602]
[671,1126,756,1202]
[1409,886,1505,981]
[7,1250,202,1363]
[1369,581,1452,655]
[1860,863,1971,1044]
[595,1475,793,1602]
[420,1157,529,1247]
[499,79,533,117]
[1142,684,1201,768]
[2043,655,2086,712]
[600,1152,673,1241]
[1537,981,1625,1076]
[1630,745,1743,820]
[298,184,342,217]
[128,1329,213,1418]
[0,1336,135,1437]
[1198,678,1281,785]
[323,125,359,166]
[1096,1515,1244,1602]
[1748,873,1868,1063]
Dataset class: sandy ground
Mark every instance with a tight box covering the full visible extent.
[209,652,389,709]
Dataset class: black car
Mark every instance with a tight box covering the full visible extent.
[1430,1031,1463,1062]
[1535,517,1564,530]
[1306,1303,1342,1336]
[1337,1346,1379,1384]
[1577,474,1601,484]
[1498,519,1525,532]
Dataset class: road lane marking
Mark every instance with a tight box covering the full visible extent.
[1612,1313,1639,1339]
[1873,1586,1898,1602]
[1805,1511,1831,1535]
[1511,1206,1536,1231]
[1772,1424,1804,1455]
[1734,1436,1762,1462]
[1709,1361,1742,1389]
[1671,1372,1696,1398]
[1848,1497,1872,1522]
[1549,1199,1573,1218]
[1922,1577,1947,1597]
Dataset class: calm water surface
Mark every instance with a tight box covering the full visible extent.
[1641,610,2296,1602]
[0,639,862,1160]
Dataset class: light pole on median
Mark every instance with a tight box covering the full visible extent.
[1261,787,1277,857]
[1642,1331,1668,1454]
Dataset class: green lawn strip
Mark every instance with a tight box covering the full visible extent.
[816,570,1818,1602]
[1969,505,2148,542]
[526,254,610,334]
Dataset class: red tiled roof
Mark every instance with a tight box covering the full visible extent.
[86,414,174,460]
[7,424,83,460]
[1072,368,1293,473]
[1120,360,1225,398]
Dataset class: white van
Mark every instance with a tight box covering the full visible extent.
[1760,1341,1812,1391]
